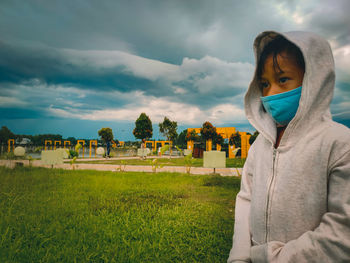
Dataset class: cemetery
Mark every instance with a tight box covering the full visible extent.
[1,118,254,175]
[1,126,249,175]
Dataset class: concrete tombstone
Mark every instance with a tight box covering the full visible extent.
[96,147,105,156]
[14,146,26,157]
[55,148,69,159]
[41,150,64,165]
[137,148,150,157]
[203,151,226,168]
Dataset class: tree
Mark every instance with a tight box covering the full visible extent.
[249,131,259,145]
[200,121,217,141]
[213,133,224,147]
[229,132,241,147]
[0,126,15,144]
[159,117,178,143]
[25,133,62,146]
[176,129,188,149]
[98,128,114,142]
[66,137,77,145]
[159,117,178,158]
[133,113,153,141]
[186,129,200,142]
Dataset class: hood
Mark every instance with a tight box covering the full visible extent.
[245,31,335,147]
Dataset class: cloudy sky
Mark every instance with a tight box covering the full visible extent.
[1,0,349,140]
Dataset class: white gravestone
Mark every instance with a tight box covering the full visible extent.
[41,150,64,165]
[55,148,69,159]
[137,148,150,157]
[14,146,26,157]
[203,151,226,168]
[96,147,105,156]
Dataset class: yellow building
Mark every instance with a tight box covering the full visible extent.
[144,140,172,152]
[187,127,251,158]
[238,132,251,159]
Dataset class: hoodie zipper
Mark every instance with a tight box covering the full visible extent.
[265,148,277,242]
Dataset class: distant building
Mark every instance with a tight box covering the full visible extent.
[187,127,251,158]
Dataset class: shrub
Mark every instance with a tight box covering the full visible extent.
[69,150,79,159]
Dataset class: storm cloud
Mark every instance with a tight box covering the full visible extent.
[0,0,349,139]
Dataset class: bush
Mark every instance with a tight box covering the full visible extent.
[34,146,43,153]
[69,149,79,159]
[0,152,17,160]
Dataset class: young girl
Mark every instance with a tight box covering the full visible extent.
[228,31,350,262]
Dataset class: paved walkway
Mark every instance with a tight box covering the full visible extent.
[0,159,242,177]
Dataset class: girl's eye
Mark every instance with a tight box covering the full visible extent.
[279,77,290,84]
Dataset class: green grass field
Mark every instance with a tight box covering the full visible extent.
[74,157,246,168]
[0,167,240,262]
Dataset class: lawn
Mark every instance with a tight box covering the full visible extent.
[0,167,240,263]
[74,157,246,168]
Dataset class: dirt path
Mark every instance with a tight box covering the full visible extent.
[0,159,242,177]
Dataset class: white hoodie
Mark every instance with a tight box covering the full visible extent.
[228,31,350,262]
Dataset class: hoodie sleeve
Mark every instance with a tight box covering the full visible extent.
[227,147,255,263]
[250,149,350,263]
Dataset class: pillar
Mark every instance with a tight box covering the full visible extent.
[206,139,212,151]
[229,144,236,158]
[187,140,194,151]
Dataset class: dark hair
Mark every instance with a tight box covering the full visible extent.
[257,35,305,78]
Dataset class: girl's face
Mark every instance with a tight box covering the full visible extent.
[259,51,305,97]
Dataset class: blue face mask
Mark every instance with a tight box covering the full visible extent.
[260,86,302,126]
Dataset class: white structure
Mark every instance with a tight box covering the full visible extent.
[203,151,226,168]
[96,147,105,156]
[14,146,26,157]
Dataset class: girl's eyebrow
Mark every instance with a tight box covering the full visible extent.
[260,70,291,80]
[275,71,285,77]
[270,68,289,77]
